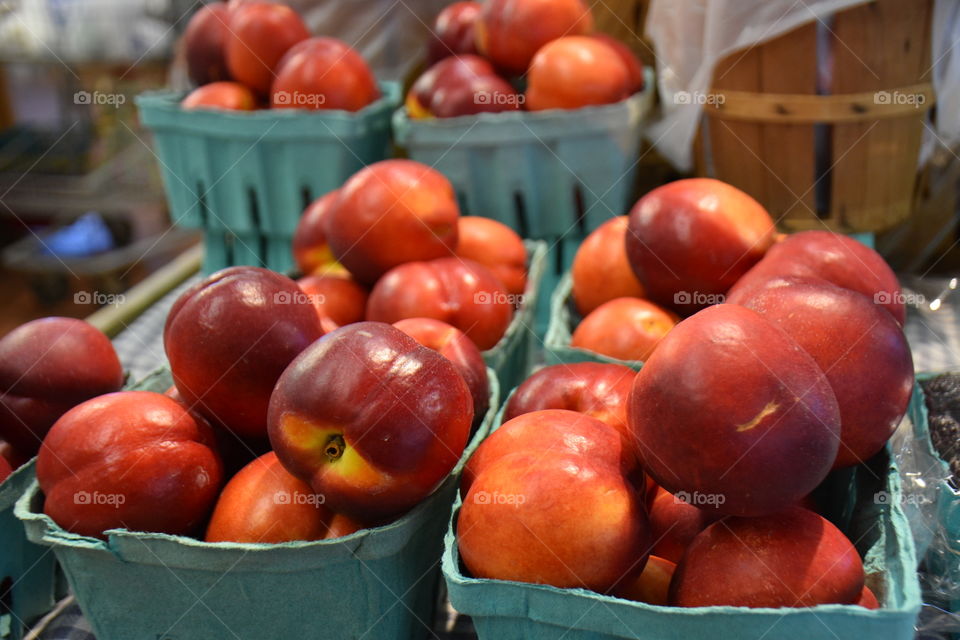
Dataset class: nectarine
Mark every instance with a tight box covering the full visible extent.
[571,297,677,361]
[733,279,913,468]
[670,507,864,608]
[625,179,776,315]
[324,160,460,285]
[268,322,473,521]
[571,216,645,315]
[628,304,841,516]
[366,257,513,351]
[164,267,321,439]
[0,317,123,456]
[455,216,527,295]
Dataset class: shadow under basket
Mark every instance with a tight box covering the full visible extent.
[443,424,921,639]
[135,84,400,274]
[0,461,60,640]
[14,367,499,640]
[393,69,655,241]
[696,0,934,233]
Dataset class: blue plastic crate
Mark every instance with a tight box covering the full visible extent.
[393,70,655,241]
[0,461,60,640]
[135,84,400,274]
[444,395,922,640]
[15,366,499,640]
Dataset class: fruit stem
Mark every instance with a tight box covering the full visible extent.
[325,435,345,461]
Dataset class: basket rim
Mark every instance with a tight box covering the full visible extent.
[135,81,401,123]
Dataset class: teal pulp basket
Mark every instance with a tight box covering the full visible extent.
[393,70,654,242]
[16,366,498,640]
[135,83,400,274]
[443,393,922,640]
[0,460,60,639]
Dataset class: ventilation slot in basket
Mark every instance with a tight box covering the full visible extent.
[301,186,313,211]
[196,181,209,227]
[512,191,529,238]
[572,184,588,236]
[245,188,268,266]
[0,576,12,616]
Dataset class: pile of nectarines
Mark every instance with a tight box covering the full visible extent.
[408,0,644,118]
[180,2,380,112]
[461,176,912,611]
[26,261,494,543]
[289,158,529,353]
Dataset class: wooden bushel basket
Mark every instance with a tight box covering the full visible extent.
[695,0,934,233]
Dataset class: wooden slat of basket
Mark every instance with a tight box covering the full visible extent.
[829,0,933,232]
[708,51,766,210]
[758,25,818,227]
[707,25,819,226]
[709,83,935,123]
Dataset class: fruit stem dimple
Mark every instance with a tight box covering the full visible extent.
[325,434,345,461]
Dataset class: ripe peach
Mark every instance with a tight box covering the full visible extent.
[366,257,513,351]
[625,179,776,315]
[571,216,645,315]
[525,36,631,111]
[647,487,720,563]
[462,409,637,494]
[628,304,840,516]
[406,55,495,118]
[270,37,379,111]
[614,555,676,605]
[181,82,256,111]
[455,216,527,295]
[728,230,906,325]
[393,318,490,421]
[164,267,321,439]
[297,274,368,335]
[0,317,123,456]
[268,322,473,521]
[324,160,460,285]
[292,191,345,277]
[37,391,222,539]
[591,34,644,94]
[503,362,636,449]
[476,0,593,75]
[225,2,310,94]
[571,297,678,361]
[733,280,913,468]
[184,2,232,85]
[458,452,648,593]
[427,1,482,64]
[205,452,332,543]
[858,586,880,609]
[670,507,864,608]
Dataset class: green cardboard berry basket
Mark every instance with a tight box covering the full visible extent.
[135,83,400,275]
[392,69,654,242]
[15,366,499,640]
[542,271,646,369]
[443,394,922,640]
[483,240,546,391]
[0,461,60,640]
